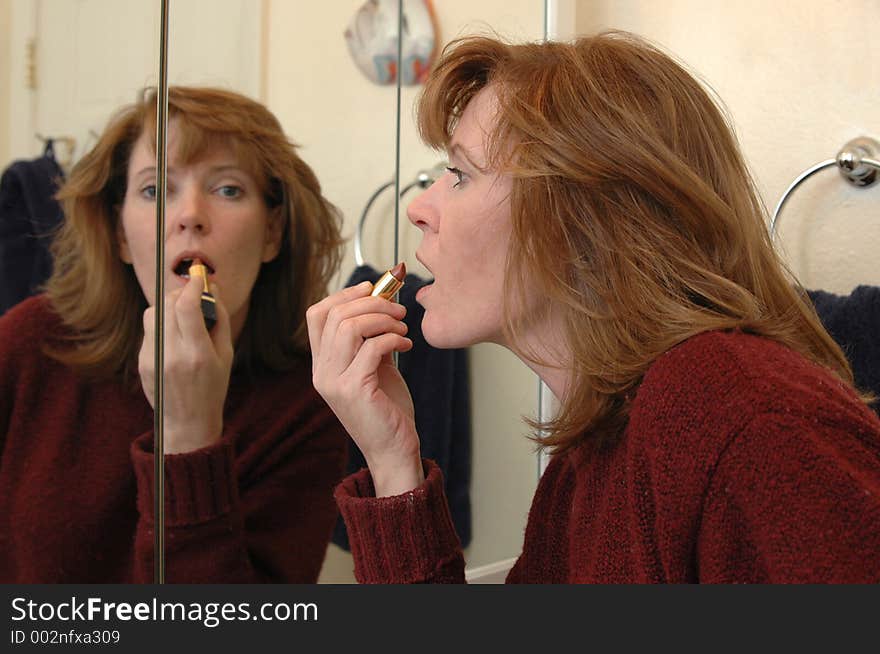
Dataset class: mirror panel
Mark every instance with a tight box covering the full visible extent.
[395,0,545,577]
[0,0,160,581]
[162,0,404,582]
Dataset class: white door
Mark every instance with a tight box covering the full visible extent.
[6,0,261,167]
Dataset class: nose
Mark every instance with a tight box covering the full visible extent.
[169,184,210,235]
[406,178,441,232]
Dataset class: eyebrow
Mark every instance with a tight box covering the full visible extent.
[130,164,249,178]
[447,143,488,173]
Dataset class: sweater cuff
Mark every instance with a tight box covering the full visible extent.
[335,459,461,583]
[130,430,239,527]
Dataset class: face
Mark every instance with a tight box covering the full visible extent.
[117,121,282,341]
[407,86,514,349]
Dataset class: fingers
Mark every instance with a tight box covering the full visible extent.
[318,295,406,368]
[173,274,206,342]
[317,295,407,372]
[306,281,372,354]
[319,313,409,377]
[343,333,413,384]
[170,276,231,356]
[140,305,156,365]
[139,306,157,408]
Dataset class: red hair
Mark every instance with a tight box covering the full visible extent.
[418,32,858,452]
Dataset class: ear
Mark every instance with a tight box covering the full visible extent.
[261,207,284,263]
[115,211,133,264]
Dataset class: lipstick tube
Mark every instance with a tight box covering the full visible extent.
[370,262,406,300]
[188,259,217,330]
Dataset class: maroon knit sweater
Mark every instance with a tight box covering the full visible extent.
[0,296,348,583]
[337,330,880,583]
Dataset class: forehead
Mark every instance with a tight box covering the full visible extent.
[449,85,501,165]
[127,118,260,180]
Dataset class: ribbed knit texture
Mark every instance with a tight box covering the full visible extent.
[0,295,349,583]
[337,461,464,583]
[336,330,880,583]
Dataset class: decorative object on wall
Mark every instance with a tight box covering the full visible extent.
[344,0,439,86]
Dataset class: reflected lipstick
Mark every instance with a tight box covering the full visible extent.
[370,262,406,300]
[188,258,217,330]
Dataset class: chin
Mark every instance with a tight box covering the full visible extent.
[421,316,480,350]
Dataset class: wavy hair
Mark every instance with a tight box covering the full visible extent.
[46,86,343,379]
[418,31,858,453]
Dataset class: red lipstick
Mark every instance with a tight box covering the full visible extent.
[370,262,406,300]
[188,258,217,330]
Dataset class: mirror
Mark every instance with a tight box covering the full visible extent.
[0,0,161,581]
[161,0,549,583]
[393,0,546,581]
[162,0,405,582]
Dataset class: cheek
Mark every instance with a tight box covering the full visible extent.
[120,203,154,260]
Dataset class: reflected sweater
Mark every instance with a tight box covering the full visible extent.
[0,295,348,583]
[336,330,880,583]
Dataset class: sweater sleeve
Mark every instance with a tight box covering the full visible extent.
[696,412,880,583]
[335,459,466,583]
[130,401,349,584]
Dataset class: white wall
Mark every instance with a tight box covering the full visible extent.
[576,0,880,293]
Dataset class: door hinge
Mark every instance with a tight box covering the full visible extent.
[26,38,37,90]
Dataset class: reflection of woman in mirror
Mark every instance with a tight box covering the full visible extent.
[0,87,348,583]
[309,33,880,583]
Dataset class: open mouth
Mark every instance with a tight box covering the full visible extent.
[173,257,215,279]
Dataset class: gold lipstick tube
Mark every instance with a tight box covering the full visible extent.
[188,259,217,330]
[370,262,406,300]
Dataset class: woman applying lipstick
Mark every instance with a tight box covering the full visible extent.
[0,87,348,582]
[308,32,880,583]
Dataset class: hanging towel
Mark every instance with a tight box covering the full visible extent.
[807,285,880,416]
[0,152,65,315]
[332,264,472,549]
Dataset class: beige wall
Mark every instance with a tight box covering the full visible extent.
[0,0,10,164]
[576,0,880,293]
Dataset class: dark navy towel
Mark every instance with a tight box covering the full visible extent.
[808,285,880,416]
[333,264,472,549]
[0,154,65,315]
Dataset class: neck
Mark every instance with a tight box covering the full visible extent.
[230,306,248,344]
[500,318,571,404]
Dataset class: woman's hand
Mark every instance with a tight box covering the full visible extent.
[139,275,234,454]
[306,281,424,496]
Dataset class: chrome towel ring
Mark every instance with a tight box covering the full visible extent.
[770,136,880,237]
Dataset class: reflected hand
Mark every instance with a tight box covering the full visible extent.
[306,281,424,496]
[139,275,234,454]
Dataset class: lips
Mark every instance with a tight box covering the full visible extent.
[171,252,215,279]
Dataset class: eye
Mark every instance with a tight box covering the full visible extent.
[216,184,243,199]
[139,184,157,200]
[446,166,465,188]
